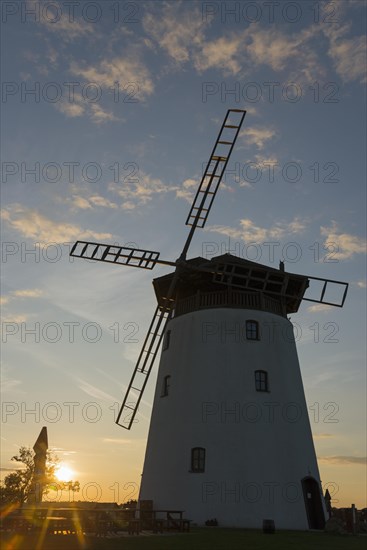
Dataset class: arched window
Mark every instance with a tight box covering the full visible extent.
[191,447,206,473]
[246,320,259,340]
[255,370,268,392]
[161,375,171,397]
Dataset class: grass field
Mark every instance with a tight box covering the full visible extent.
[1,528,366,550]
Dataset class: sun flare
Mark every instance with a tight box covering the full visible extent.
[55,465,75,482]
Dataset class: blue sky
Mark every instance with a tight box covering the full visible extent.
[1,0,366,507]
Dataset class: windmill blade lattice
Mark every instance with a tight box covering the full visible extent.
[115,303,172,429]
[70,241,166,270]
[115,109,247,429]
[186,109,246,229]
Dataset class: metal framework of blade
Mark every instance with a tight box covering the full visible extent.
[185,109,246,229]
[116,110,247,429]
[115,303,173,429]
[70,241,161,270]
[210,261,348,307]
[302,276,348,307]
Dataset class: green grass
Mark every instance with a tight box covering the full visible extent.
[1,528,366,550]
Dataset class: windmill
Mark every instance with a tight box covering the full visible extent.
[70,109,348,529]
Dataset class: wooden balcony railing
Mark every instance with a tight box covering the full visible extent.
[173,289,286,318]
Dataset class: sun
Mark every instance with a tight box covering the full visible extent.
[55,465,75,482]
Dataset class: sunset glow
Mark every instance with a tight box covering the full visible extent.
[55,466,75,483]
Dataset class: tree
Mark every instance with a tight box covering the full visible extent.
[0,446,59,505]
[59,480,80,502]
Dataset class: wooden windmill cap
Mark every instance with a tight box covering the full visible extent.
[153,254,309,315]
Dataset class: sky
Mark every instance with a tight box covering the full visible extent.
[1,0,366,509]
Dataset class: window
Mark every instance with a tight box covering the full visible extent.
[191,447,205,473]
[255,370,269,392]
[162,330,171,351]
[161,375,171,397]
[246,320,259,340]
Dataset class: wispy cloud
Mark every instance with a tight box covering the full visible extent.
[1,289,43,307]
[1,204,113,244]
[109,171,179,209]
[13,289,43,298]
[323,23,367,83]
[313,433,334,440]
[69,195,119,211]
[318,455,366,465]
[307,304,334,313]
[356,280,366,288]
[54,92,119,124]
[240,127,277,150]
[320,222,366,260]
[103,438,131,445]
[2,314,28,323]
[75,377,118,403]
[208,217,307,242]
[70,57,154,100]
[194,34,244,74]
[35,2,94,42]
[143,3,206,65]
[176,178,198,203]
[0,368,23,393]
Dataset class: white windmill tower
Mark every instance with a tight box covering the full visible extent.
[70,109,348,530]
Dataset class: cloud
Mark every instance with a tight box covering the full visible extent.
[320,222,366,260]
[0,296,10,305]
[208,217,307,243]
[245,25,323,81]
[176,178,198,203]
[313,433,334,440]
[36,2,94,41]
[102,438,131,445]
[143,3,206,64]
[0,369,23,392]
[71,196,92,210]
[324,24,367,83]
[307,304,334,313]
[55,100,85,118]
[13,289,43,298]
[240,127,277,149]
[356,280,366,288]
[2,314,28,323]
[70,57,154,100]
[89,196,118,209]
[143,5,323,80]
[318,455,366,465]
[194,24,322,79]
[89,103,118,124]
[54,92,119,124]
[194,34,243,74]
[70,195,118,211]
[109,171,179,209]
[1,204,113,244]
[75,377,118,403]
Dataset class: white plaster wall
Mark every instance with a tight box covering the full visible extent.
[139,308,325,529]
